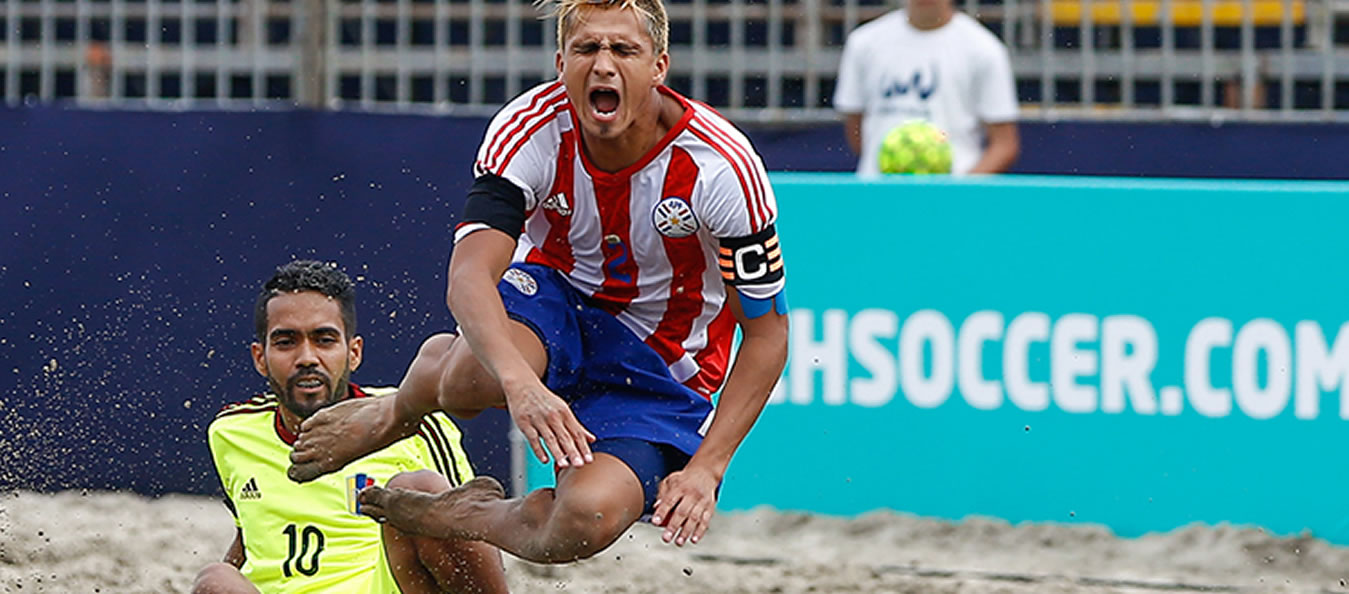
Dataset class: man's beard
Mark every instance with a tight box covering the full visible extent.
[270,366,351,420]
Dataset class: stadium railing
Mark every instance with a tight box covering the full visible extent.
[2,0,1346,121]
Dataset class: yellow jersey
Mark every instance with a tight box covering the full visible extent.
[208,384,474,594]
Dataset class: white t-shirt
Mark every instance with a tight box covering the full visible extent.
[834,10,1018,175]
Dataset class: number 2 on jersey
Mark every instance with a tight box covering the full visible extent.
[282,523,326,577]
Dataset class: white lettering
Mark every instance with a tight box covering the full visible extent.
[899,310,955,408]
[1005,312,1050,411]
[734,244,767,281]
[1233,319,1291,420]
[1185,317,1232,417]
[1101,315,1158,415]
[958,311,1004,410]
[849,309,898,407]
[1051,314,1098,413]
[1294,321,1349,420]
[789,309,846,405]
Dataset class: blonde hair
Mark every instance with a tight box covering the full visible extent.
[537,0,670,56]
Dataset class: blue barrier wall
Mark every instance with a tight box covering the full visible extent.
[0,107,509,495]
[716,174,1349,543]
[3,106,1347,500]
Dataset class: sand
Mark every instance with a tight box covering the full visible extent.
[1,490,1346,593]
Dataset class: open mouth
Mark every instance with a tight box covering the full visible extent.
[590,88,620,120]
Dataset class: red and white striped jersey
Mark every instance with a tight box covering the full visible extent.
[466,81,783,397]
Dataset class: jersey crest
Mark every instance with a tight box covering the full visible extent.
[652,196,700,238]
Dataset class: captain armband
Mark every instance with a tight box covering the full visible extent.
[455,174,528,244]
[718,224,788,318]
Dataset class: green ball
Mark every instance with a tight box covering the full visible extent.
[877,120,953,175]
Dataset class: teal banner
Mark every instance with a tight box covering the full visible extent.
[530,174,1349,542]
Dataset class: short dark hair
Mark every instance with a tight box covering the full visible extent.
[253,260,358,342]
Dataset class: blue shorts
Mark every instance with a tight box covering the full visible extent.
[496,262,713,466]
[592,438,691,514]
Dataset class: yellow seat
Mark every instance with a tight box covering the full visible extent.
[1047,0,1306,26]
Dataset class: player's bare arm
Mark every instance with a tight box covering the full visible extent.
[448,229,596,468]
[968,121,1020,174]
[652,289,789,546]
[843,112,864,156]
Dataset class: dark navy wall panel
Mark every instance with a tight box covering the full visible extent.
[0,107,506,496]
[1,107,1343,497]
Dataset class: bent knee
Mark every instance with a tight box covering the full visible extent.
[551,496,636,558]
[385,469,452,493]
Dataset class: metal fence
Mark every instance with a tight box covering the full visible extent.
[3,0,1347,121]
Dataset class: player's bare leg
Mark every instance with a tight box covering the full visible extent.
[190,563,261,594]
[380,470,509,594]
[289,326,543,482]
[361,454,645,564]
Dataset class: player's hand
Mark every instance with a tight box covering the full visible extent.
[503,376,595,468]
[650,465,719,546]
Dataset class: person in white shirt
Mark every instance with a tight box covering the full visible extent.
[835,0,1020,175]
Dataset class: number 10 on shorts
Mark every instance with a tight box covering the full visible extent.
[346,473,377,515]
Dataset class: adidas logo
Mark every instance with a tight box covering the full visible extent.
[541,193,572,216]
[239,477,263,500]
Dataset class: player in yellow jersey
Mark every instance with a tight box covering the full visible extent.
[191,260,508,594]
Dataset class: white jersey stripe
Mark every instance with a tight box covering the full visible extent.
[690,114,771,229]
[686,122,761,230]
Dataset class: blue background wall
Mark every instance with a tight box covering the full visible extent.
[1,106,1346,499]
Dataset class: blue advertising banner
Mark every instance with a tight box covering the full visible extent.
[723,173,1349,542]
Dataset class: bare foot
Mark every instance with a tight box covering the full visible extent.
[358,476,506,541]
[287,395,417,482]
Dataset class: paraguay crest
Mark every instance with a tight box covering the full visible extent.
[503,268,538,296]
[653,196,700,238]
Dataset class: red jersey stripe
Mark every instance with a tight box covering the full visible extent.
[687,121,762,231]
[480,81,564,174]
[645,146,705,366]
[498,102,570,174]
[691,113,771,231]
[590,174,640,314]
[692,107,772,228]
[688,306,736,396]
[535,128,578,274]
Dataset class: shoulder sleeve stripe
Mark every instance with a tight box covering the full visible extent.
[691,112,772,229]
[417,418,462,486]
[687,119,763,231]
[415,431,449,478]
[425,417,465,486]
[494,98,569,176]
[479,83,566,175]
[214,404,277,419]
[415,422,451,479]
[698,108,773,225]
[215,394,277,416]
[480,81,563,172]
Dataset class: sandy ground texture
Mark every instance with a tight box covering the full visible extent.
[2,490,1348,594]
